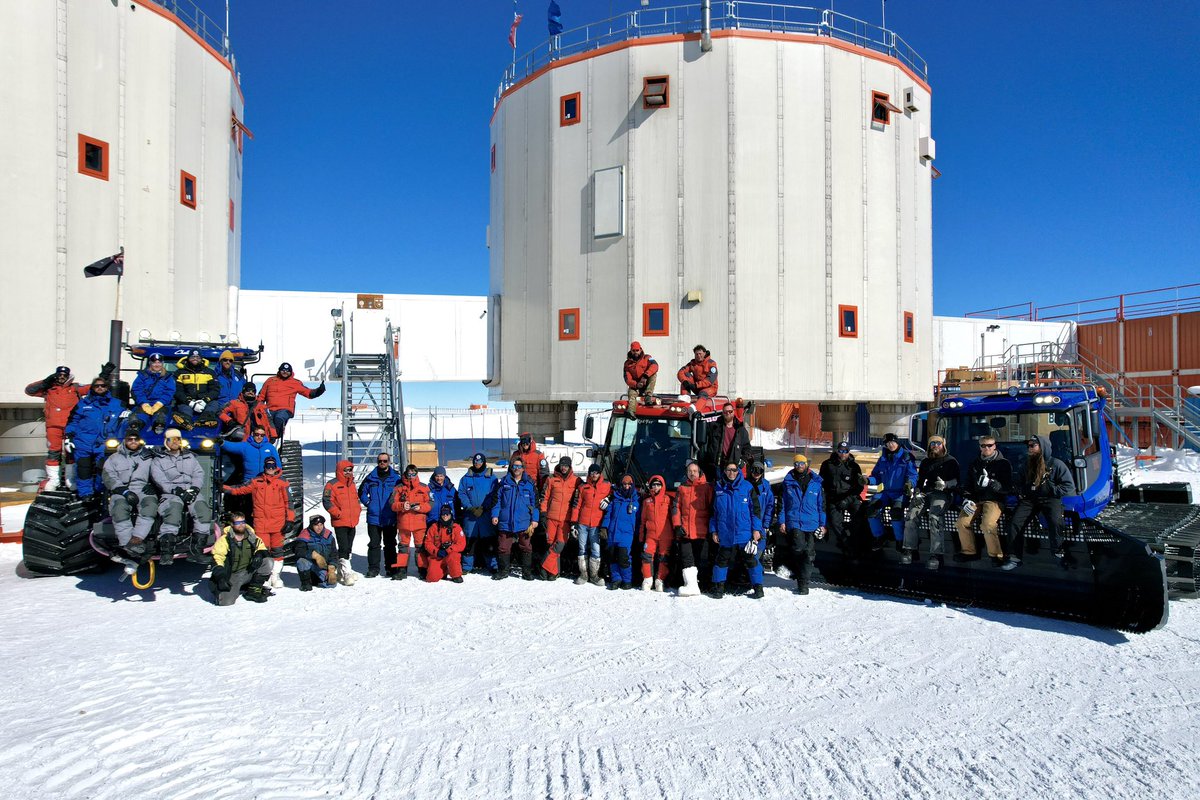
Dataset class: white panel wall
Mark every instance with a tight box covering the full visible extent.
[932,317,1076,387]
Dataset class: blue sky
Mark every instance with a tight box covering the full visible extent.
[224,0,1197,318]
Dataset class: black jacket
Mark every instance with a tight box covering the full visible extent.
[820,454,863,508]
[705,421,751,470]
[915,454,960,495]
[1018,434,1077,500]
[963,455,1012,503]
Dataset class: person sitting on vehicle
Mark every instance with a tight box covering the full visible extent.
[676,344,719,398]
[210,512,272,605]
[64,376,128,500]
[322,459,362,583]
[257,362,325,441]
[130,354,175,435]
[901,435,959,570]
[222,423,280,484]
[222,456,294,589]
[704,403,751,480]
[600,473,640,590]
[359,453,401,578]
[423,503,467,583]
[509,433,548,489]
[172,349,219,430]
[819,441,866,553]
[955,436,1012,565]
[638,474,673,592]
[101,430,157,554]
[458,453,498,574]
[1003,435,1076,570]
[778,454,825,595]
[623,341,659,417]
[671,461,713,596]
[539,456,580,581]
[150,428,213,565]
[866,433,917,549]
[710,460,765,599]
[212,350,246,416]
[218,382,276,442]
[25,365,89,491]
[390,464,432,580]
[488,458,540,581]
[294,514,345,591]
[572,463,611,586]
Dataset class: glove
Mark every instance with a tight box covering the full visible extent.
[598,497,610,511]
[437,546,449,559]
[961,499,977,517]
[123,491,138,505]
[100,361,116,380]
[526,523,538,535]
[674,525,687,539]
[141,403,154,414]
[312,553,328,569]
[934,477,946,491]
[119,410,131,420]
[815,526,826,540]
[744,539,759,556]
[571,524,580,538]
[598,527,607,538]
[41,374,56,390]
[310,382,327,399]
[903,480,914,497]
[978,472,990,488]
[213,572,232,593]
[190,399,207,412]
[184,487,199,504]
[857,475,869,487]
[471,507,483,518]
[62,436,74,455]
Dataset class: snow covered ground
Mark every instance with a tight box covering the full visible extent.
[3,532,1200,799]
[1123,446,1200,501]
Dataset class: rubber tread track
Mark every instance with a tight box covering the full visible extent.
[21,491,108,576]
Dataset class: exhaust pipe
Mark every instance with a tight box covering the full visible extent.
[701,0,712,52]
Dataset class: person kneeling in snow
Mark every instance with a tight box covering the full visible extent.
[423,504,466,583]
[210,512,272,605]
[294,514,350,591]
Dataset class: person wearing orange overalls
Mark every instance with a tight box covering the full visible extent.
[638,474,674,591]
[538,456,580,580]
[390,464,432,580]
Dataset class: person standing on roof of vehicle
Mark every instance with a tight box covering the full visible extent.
[64,376,128,500]
[130,354,175,436]
[704,402,751,479]
[901,435,960,570]
[956,436,1012,566]
[151,428,213,566]
[294,514,350,591]
[458,453,498,574]
[212,350,246,416]
[209,512,272,605]
[359,453,401,578]
[623,341,659,418]
[778,454,825,595]
[222,456,294,589]
[572,463,611,586]
[424,504,467,583]
[638,474,673,591]
[25,365,89,491]
[1003,435,1076,571]
[258,362,325,441]
[671,460,713,596]
[676,344,719,398]
[218,382,276,441]
[866,433,917,549]
[426,466,459,528]
[820,440,866,554]
[710,460,765,599]
[488,458,540,580]
[539,456,581,581]
[323,459,362,583]
[509,433,548,489]
[101,430,157,555]
[222,423,280,482]
[172,349,219,430]
[600,473,640,590]
[390,464,432,580]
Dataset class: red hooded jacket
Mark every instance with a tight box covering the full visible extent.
[638,475,674,546]
[677,356,719,397]
[623,352,659,388]
[258,375,317,415]
[423,520,467,558]
[322,459,362,528]
[391,477,432,531]
[671,474,713,540]
[226,474,295,533]
[25,379,88,428]
[540,471,581,523]
[219,397,277,439]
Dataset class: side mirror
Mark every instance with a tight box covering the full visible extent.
[583,416,595,442]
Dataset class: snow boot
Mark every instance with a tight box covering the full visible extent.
[619,581,632,590]
[157,534,176,566]
[449,576,464,583]
[796,582,809,595]
[775,564,793,581]
[899,549,914,565]
[926,556,940,571]
[338,559,358,586]
[574,557,588,585]
[127,536,146,556]
[641,577,653,591]
[709,582,725,599]
[299,571,313,592]
[522,567,536,581]
[607,579,619,591]
[269,559,284,589]
[366,567,380,578]
[1001,557,1022,571]
[678,566,701,597]
[752,585,765,599]
[392,570,407,580]
[241,584,269,603]
[652,579,664,592]
[588,558,604,586]
[62,463,76,491]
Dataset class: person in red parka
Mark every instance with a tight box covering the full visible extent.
[390,464,432,580]
[671,461,714,596]
[509,433,548,489]
[538,456,581,580]
[623,341,659,417]
[571,464,611,586]
[423,504,467,583]
[323,459,362,578]
[25,365,89,488]
[257,362,325,441]
[222,456,295,589]
[638,474,674,592]
[677,344,719,397]
[219,382,276,441]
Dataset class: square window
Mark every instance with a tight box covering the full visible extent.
[560,92,581,126]
[180,170,197,209]
[558,308,580,341]
[77,134,109,181]
[643,76,670,109]
[643,303,670,336]
[903,311,915,343]
[871,91,902,126]
[838,305,859,338]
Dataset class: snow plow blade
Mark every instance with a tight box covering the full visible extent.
[812,516,1168,633]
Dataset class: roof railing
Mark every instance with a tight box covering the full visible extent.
[149,0,231,60]
[495,2,927,108]
[965,283,1200,324]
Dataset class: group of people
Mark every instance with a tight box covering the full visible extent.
[623,342,720,415]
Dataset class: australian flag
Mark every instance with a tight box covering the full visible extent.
[83,248,124,278]
[548,1,563,36]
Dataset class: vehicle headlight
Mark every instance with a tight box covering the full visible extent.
[105,438,119,451]
[201,439,214,450]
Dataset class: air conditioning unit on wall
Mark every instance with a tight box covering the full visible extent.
[904,87,919,113]
[919,135,936,162]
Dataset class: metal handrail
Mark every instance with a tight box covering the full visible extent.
[965,283,1200,324]
[149,0,230,58]
[494,2,927,107]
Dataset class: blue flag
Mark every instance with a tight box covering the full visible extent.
[548,1,563,35]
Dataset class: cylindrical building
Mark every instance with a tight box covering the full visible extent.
[488,3,934,438]
[0,0,245,454]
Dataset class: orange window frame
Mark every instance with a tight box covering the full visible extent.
[871,91,893,126]
[558,308,580,341]
[642,303,670,336]
[180,170,198,209]
[838,305,859,338]
[903,311,915,343]
[77,134,109,181]
[643,76,670,109]
[560,92,581,126]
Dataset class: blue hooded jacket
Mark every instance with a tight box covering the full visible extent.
[869,446,918,504]
[132,370,176,407]
[488,471,539,533]
[600,483,640,545]
[214,366,247,407]
[711,472,754,544]
[747,475,775,533]
[781,468,826,531]
[65,391,126,451]
[223,437,280,480]
[359,466,401,526]
[458,463,498,511]
[426,467,459,523]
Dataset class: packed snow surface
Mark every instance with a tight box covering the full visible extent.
[3,534,1200,799]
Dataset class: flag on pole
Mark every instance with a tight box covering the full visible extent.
[509,12,523,48]
[548,1,563,36]
[83,248,124,278]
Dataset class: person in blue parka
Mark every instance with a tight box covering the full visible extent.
[64,376,128,498]
[746,461,775,567]
[358,453,401,578]
[487,458,540,580]
[213,350,247,414]
[426,466,459,524]
[866,432,918,546]
[222,423,280,482]
[709,460,764,599]
[778,454,826,594]
[458,453,498,573]
[130,354,175,434]
[599,473,640,590]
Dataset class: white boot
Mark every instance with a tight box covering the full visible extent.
[641,576,653,591]
[339,558,357,586]
[573,557,588,586]
[652,578,664,592]
[269,559,284,589]
[62,463,76,491]
[678,566,701,597]
[45,461,60,489]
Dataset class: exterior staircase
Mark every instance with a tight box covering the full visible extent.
[333,317,407,481]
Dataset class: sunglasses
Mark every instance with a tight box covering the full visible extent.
[980,443,996,449]
[512,465,525,470]
[377,460,390,465]
[232,520,246,527]
[93,384,109,390]
[342,467,354,471]
[220,358,233,363]
[724,467,739,473]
